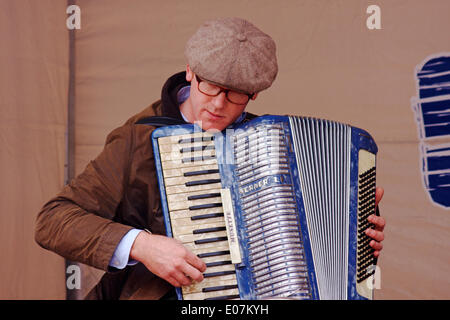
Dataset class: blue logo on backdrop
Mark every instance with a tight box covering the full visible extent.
[412,53,450,209]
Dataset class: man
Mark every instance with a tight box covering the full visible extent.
[35,17,385,299]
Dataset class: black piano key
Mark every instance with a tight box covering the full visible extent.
[178,136,214,144]
[185,179,221,187]
[182,155,216,163]
[190,212,224,221]
[179,145,215,153]
[194,236,228,245]
[205,260,232,268]
[184,169,220,177]
[203,270,236,278]
[197,250,230,258]
[187,192,221,200]
[202,284,238,293]
[189,203,222,210]
[205,294,240,300]
[193,226,226,234]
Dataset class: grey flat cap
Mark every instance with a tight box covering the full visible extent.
[185,17,278,94]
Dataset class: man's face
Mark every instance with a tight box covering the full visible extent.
[180,66,254,131]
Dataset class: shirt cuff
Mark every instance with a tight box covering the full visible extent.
[109,228,143,269]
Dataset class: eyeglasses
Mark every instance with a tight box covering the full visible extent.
[195,75,254,105]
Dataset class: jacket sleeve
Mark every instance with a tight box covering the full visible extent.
[35,124,137,271]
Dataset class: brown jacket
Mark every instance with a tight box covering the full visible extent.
[35,103,172,299]
[35,72,256,299]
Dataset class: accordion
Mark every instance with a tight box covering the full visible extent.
[151,115,378,300]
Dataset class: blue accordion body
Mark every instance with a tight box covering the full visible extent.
[151,115,378,300]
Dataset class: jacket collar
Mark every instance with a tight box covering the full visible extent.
[160,71,189,121]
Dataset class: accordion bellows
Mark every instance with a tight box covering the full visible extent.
[151,115,378,300]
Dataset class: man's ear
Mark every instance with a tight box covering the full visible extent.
[186,65,193,82]
[251,93,258,100]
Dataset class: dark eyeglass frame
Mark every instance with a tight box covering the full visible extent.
[195,74,254,105]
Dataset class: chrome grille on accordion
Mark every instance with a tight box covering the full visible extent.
[151,115,378,300]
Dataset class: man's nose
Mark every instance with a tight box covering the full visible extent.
[211,92,227,109]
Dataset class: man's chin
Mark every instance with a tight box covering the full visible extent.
[194,119,229,132]
[203,124,227,132]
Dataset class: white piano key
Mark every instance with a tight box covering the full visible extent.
[184,239,230,252]
[171,220,226,237]
[159,148,216,162]
[166,188,222,203]
[177,230,228,244]
[168,196,222,211]
[162,164,219,178]
[158,132,214,146]
[163,173,221,187]
[182,288,239,300]
[158,140,215,153]
[201,253,232,265]
[190,243,230,256]
[170,212,224,228]
[181,277,237,295]
[165,182,222,195]
[161,157,218,170]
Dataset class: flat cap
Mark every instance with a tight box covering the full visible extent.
[185,17,278,94]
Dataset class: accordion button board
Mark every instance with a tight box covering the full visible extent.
[151,115,379,300]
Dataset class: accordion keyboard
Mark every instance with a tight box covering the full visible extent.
[157,132,239,300]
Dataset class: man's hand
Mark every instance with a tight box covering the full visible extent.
[130,232,206,287]
[365,187,386,258]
